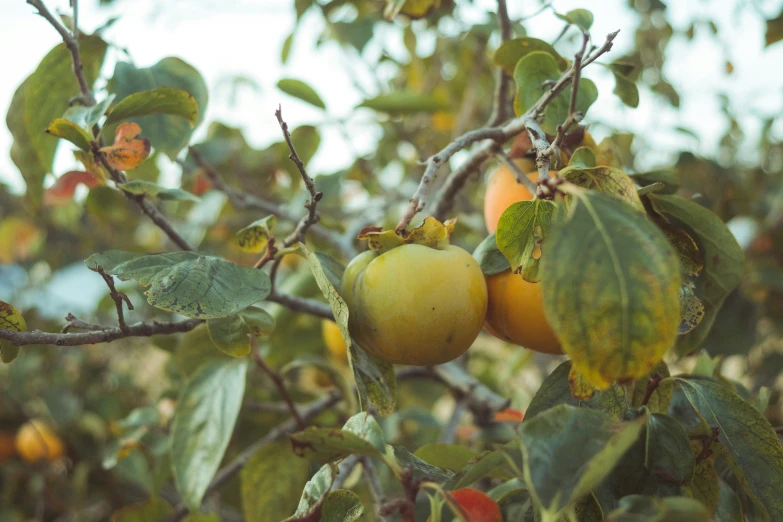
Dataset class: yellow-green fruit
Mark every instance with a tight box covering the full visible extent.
[341,244,488,366]
[15,420,65,463]
[322,320,348,363]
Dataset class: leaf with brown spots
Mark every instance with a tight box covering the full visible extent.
[99,122,151,171]
[0,300,26,363]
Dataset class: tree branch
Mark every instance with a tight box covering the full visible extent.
[486,0,513,127]
[187,147,356,258]
[362,457,389,522]
[251,336,304,429]
[439,397,468,444]
[0,318,203,347]
[167,391,343,521]
[266,290,334,319]
[95,267,133,334]
[420,30,619,225]
[27,0,94,104]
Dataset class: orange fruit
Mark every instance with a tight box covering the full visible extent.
[15,420,65,463]
[450,488,502,522]
[322,320,348,363]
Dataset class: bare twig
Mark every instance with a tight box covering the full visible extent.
[440,397,468,444]
[422,30,619,224]
[250,336,304,429]
[362,457,389,521]
[96,267,133,334]
[275,105,323,248]
[332,454,363,491]
[252,238,278,269]
[546,32,591,154]
[493,147,537,193]
[486,0,513,127]
[27,0,94,104]
[167,391,343,522]
[0,318,203,347]
[266,290,334,319]
[695,427,721,464]
[187,147,355,258]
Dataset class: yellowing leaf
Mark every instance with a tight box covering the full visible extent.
[358,217,456,254]
[99,122,151,171]
[568,365,596,400]
[45,118,93,151]
[44,170,103,206]
[0,300,26,363]
[559,166,644,211]
[235,216,277,253]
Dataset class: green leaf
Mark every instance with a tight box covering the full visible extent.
[207,307,275,357]
[646,412,695,484]
[677,378,783,520]
[85,251,271,319]
[630,363,673,413]
[296,244,396,416]
[290,125,321,166]
[121,180,200,201]
[319,490,364,522]
[493,37,568,74]
[314,252,345,289]
[289,463,335,519]
[358,92,448,114]
[612,72,639,108]
[714,480,744,521]
[240,440,309,522]
[517,405,646,518]
[646,195,744,356]
[182,514,220,522]
[414,444,478,473]
[45,118,93,151]
[281,32,294,63]
[277,78,326,109]
[496,199,556,282]
[488,478,527,503]
[392,445,454,484]
[110,496,173,522]
[688,439,719,518]
[541,191,681,389]
[527,361,631,421]
[765,10,783,47]
[604,495,710,522]
[6,35,107,207]
[289,412,386,462]
[629,169,679,195]
[64,94,116,129]
[444,448,509,490]
[105,86,199,127]
[235,216,277,254]
[107,57,208,159]
[472,233,510,276]
[568,146,597,168]
[0,300,26,363]
[555,9,594,32]
[513,51,598,134]
[171,359,248,509]
[558,166,645,211]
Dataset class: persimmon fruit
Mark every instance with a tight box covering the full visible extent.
[321,319,348,363]
[15,420,65,463]
[450,488,502,522]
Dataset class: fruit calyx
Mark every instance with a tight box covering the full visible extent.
[358,216,456,254]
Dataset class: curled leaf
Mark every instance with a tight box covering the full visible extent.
[99,122,151,171]
[235,216,277,253]
[359,217,456,254]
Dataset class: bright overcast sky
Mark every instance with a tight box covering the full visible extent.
[1,0,782,195]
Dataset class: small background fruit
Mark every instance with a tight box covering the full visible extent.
[15,420,65,463]
[321,319,348,363]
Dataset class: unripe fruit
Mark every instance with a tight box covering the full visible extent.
[15,420,65,463]
[341,220,487,366]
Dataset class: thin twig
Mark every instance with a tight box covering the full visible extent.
[486,0,513,127]
[423,30,619,224]
[440,397,468,444]
[332,455,363,491]
[187,147,355,258]
[96,267,133,334]
[250,336,304,429]
[0,318,203,347]
[362,457,389,521]
[275,105,323,248]
[252,238,278,269]
[494,147,538,193]
[546,32,591,154]
[266,290,333,319]
[27,0,94,104]
[640,374,663,407]
[167,392,343,522]
[695,427,721,464]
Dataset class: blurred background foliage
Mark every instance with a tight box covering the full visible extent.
[0,0,782,520]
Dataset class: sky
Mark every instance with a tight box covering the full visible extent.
[0,0,782,193]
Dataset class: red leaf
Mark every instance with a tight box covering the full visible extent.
[493,408,525,423]
[450,488,503,522]
[99,122,151,170]
[44,170,103,206]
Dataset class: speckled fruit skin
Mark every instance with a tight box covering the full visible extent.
[484,269,563,354]
[341,244,488,366]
